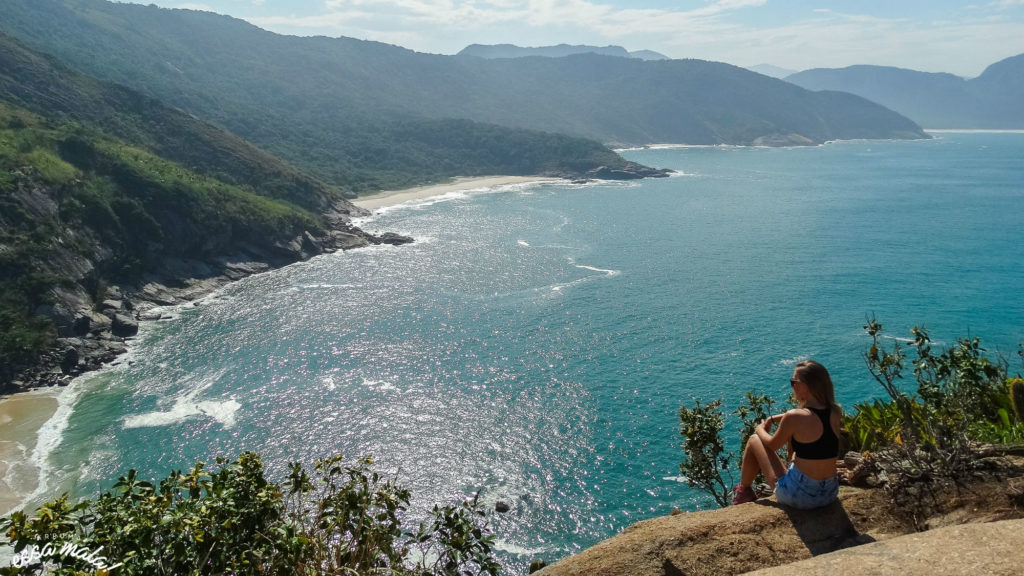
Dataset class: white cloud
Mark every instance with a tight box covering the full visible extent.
[244,0,1023,77]
[176,2,216,11]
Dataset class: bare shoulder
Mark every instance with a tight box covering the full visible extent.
[785,408,810,419]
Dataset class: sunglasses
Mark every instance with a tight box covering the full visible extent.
[790,378,801,387]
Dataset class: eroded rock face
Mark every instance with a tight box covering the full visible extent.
[111,314,139,337]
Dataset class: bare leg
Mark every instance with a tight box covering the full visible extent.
[740,434,788,489]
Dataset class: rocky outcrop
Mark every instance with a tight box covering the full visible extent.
[744,519,1024,576]
[558,162,673,181]
[533,477,1024,576]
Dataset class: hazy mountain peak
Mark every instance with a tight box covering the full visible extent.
[745,64,798,79]
[785,56,1023,129]
[457,43,667,61]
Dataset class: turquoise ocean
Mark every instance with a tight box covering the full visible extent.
[28,132,1024,572]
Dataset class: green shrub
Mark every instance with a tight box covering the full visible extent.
[679,399,732,507]
[0,453,500,576]
[678,392,780,507]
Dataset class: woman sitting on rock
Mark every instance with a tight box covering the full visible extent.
[732,360,841,508]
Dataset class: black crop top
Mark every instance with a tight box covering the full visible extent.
[791,407,839,460]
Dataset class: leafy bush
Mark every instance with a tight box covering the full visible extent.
[678,392,780,507]
[679,399,732,507]
[859,319,1020,455]
[1,453,500,576]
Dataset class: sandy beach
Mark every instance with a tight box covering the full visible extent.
[351,175,560,211]
[0,391,60,516]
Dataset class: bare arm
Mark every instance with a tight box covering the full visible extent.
[755,411,793,454]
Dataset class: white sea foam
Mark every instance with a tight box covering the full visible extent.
[356,179,559,225]
[369,190,471,217]
[122,374,240,430]
[573,264,621,277]
[492,538,548,556]
[12,372,103,516]
[614,143,744,151]
[550,261,622,293]
[362,378,397,391]
[549,258,622,292]
[299,283,355,290]
[776,356,809,367]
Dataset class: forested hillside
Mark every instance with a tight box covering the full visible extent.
[0,0,926,193]
[0,102,354,384]
[0,0,661,193]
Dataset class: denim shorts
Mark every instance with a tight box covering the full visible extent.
[775,463,839,509]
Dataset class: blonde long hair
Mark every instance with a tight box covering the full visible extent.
[795,360,841,414]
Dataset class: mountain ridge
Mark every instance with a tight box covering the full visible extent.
[0,0,928,190]
[457,43,670,60]
[786,54,1024,128]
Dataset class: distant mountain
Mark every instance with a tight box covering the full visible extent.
[0,0,926,185]
[629,50,670,61]
[458,43,669,61]
[747,64,799,79]
[786,54,1024,128]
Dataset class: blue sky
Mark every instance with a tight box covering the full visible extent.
[141,0,1024,76]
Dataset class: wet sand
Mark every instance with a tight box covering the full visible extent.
[351,176,559,211]
[0,392,59,516]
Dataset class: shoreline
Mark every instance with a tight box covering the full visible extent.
[0,391,60,516]
[0,175,553,518]
[0,209,416,518]
[351,175,561,211]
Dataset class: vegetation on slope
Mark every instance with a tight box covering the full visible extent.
[0,32,358,209]
[1,0,921,192]
[1,454,501,575]
[0,1,656,193]
[0,103,322,383]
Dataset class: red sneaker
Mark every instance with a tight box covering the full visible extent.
[732,484,757,505]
